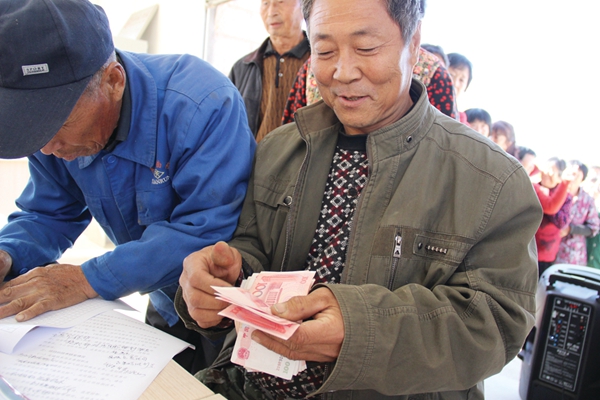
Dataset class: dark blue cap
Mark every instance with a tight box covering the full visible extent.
[0,0,115,159]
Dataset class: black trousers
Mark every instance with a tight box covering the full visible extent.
[145,301,223,375]
[538,260,554,278]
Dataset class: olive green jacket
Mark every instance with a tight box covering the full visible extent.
[176,80,542,399]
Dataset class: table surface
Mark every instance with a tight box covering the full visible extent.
[139,360,226,400]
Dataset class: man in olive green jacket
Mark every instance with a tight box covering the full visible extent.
[175,0,542,398]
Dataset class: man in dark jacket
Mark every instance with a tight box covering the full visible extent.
[229,0,309,142]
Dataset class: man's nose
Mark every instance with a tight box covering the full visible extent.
[268,2,280,16]
[40,137,61,155]
[332,51,361,83]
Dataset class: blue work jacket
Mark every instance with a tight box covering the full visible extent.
[0,51,256,324]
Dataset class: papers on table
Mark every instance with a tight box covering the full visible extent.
[0,300,191,400]
[0,298,133,354]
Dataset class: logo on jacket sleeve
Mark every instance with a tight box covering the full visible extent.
[150,160,170,185]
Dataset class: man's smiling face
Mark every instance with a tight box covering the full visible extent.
[309,0,420,135]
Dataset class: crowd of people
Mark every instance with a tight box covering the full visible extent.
[0,0,595,399]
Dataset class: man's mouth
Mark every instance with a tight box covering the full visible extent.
[339,95,367,102]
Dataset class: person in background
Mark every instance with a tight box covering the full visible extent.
[464,108,491,137]
[583,166,600,268]
[421,43,448,67]
[176,0,542,398]
[282,46,458,123]
[0,0,255,374]
[229,0,310,142]
[555,161,600,265]
[447,52,472,125]
[517,146,537,177]
[490,120,518,158]
[535,157,576,276]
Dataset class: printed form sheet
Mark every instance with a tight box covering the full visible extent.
[0,303,190,400]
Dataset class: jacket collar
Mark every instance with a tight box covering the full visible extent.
[293,79,436,162]
[243,32,310,65]
[264,31,310,58]
[242,37,270,65]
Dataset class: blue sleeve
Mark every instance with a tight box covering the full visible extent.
[0,157,91,277]
[81,84,256,301]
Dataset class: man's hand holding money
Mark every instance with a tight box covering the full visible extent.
[180,241,243,328]
[252,287,345,363]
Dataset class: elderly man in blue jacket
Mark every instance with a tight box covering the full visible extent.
[0,0,255,373]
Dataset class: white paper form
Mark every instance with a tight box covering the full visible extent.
[0,310,190,400]
[0,298,133,354]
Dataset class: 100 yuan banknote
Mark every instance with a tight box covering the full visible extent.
[216,270,315,378]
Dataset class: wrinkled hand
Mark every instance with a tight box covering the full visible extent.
[180,241,242,328]
[0,263,98,321]
[252,287,344,362]
[0,250,11,281]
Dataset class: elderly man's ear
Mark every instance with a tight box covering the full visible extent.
[409,22,422,67]
[102,62,126,102]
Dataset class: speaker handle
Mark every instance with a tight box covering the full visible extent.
[548,271,600,300]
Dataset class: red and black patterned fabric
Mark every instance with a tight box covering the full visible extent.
[247,132,368,399]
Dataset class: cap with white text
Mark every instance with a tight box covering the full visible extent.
[0,0,114,159]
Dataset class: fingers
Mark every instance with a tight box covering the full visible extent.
[252,288,345,362]
[271,287,337,321]
[180,244,242,329]
[0,264,97,321]
[252,318,343,362]
[0,294,52,321]
[181,283,228,329]
[187,304,227,328]
[182,243,241,288]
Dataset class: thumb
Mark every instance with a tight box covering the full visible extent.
[272,293,323,322]
[211,241,236,267]
[210,241,241,283]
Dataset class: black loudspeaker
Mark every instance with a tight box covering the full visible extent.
[519,264,600,400]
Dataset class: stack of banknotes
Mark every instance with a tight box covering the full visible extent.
[213,270,316,379]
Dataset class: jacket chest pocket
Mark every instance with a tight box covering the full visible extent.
[136,185,177,226]
[253,180,294,255]
[367,226,473,290]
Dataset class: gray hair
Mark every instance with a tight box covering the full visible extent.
[302,0,425,42]
[82,51,118,97]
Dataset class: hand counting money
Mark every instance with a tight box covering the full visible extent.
[213,270,316,379]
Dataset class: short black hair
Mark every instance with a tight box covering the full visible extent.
[548,157,567,174]
[447,53,473,88]
[517,146,536,162]
[569,160,589,181]
[464,108,491,127]
[302,0,425,42]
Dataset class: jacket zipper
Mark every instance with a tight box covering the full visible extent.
[388,233,402,290]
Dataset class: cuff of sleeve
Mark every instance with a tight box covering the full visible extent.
[570,224,593,237]
[81,254,127,300]
[312,283,371,394]
[240,258,255,283]
[174,285,234,340]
